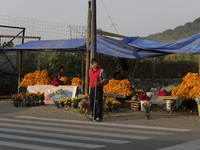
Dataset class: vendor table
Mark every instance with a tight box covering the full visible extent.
[158,96,181,113]
[158,96,179,100]
[26,85,78,104]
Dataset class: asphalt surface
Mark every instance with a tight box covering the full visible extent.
[0,99,200,131]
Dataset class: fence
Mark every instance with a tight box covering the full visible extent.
[0,15,87,95]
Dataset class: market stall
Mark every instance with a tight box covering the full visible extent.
[3,33,200,115]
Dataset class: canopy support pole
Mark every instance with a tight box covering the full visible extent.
[37,51,41,71]
[17,28,25,94]
[91,0,97,59]
[85,1,92,94]
[199,55,200,75]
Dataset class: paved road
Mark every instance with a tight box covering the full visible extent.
[0,116,199,150]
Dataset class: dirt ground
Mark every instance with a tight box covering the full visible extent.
[0,99,200,130]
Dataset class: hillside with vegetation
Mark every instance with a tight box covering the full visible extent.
[145,17,200,43]
[130,17,200,79]
[137,17,200,62]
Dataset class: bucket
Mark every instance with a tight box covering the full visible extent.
[140,100,149,111]
[166,100,172,111]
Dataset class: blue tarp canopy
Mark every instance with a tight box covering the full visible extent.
[4,38,86,53]
[3,33,200,59]
[96,33,200,59]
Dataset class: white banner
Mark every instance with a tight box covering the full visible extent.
[27,85,77,104]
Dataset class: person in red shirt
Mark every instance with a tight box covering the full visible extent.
[57,66,64,80]
[89,58,107,122]
[51,66,64,86]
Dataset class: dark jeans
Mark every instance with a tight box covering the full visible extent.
[90,86,103,120]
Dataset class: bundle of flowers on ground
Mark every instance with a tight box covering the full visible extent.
[52,98,71,108]
[53,94,89,109]
[11,92,44,107]
[104,97,121,112]
[103,79,134,96]
[82,93,89,100]
[71,96,81,108]
[142,101,151,119]
[171,72,200,99]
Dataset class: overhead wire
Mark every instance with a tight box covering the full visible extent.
[101,0,119,34]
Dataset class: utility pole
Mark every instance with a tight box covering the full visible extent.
[91,0,97,59]
[85,1,92,94]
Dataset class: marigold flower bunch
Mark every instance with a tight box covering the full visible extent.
[60,77,71,85]
[142,102,151,115]
[134,89,144,96]
[82,93,89,100]
[103,79,134,96]
[20,69,51,86]
[104,97,121,110]
[71,78,83,86]
[11,92,44,102]
[53,98,71,105]
[171,72,200,99]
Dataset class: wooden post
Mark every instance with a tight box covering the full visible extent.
[17,28,25,94]
[84,1,92,94]
[37,51,40,71]
[152,57,156,82]
[91,0,97,59]
[199,55,200,75]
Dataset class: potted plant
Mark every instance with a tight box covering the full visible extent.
[71,97,81,108]
[64,98,72,107]
[137,92,153,111]
[11,94,22,107]
[142,101,151,119]
[112,100,121,112]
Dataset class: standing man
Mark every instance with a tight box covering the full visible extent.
[89,58,107,122]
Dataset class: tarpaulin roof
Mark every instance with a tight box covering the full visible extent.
[123,33,200,54]
[3,33,200,59]
[4,38,86,53]
[96,33,200,59]
[96,35,170,59]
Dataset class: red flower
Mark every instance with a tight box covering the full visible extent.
[157,89,167,96]
[138,93,150,101]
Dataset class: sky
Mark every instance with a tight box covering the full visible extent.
[0,0,200,37]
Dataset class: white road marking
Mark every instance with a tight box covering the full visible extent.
[0,121,151,140]
[0,128,130,144]
[15,116,191,132]
[0,133,105,149]
[0,140,69,150]
[0,118,172,136]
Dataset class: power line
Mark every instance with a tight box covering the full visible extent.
[101,0,119,34]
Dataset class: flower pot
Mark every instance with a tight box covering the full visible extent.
[18,101,24,107]
[57,103,62,108]
[198,105,200,117]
